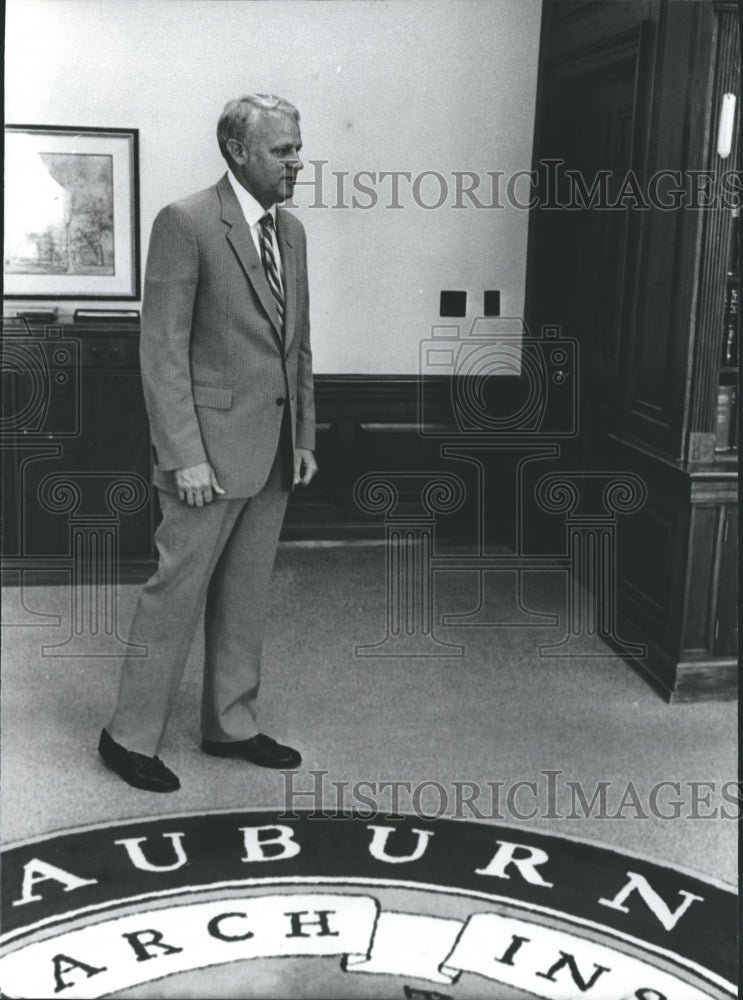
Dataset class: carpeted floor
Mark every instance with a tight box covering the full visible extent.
[1,544,737,884]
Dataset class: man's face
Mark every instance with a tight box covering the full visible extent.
[230,113,303,208]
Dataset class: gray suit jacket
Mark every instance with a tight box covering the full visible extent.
[141,173,315,498]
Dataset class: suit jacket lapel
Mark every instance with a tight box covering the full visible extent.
[276,209,296,353]
[217,175,283,345]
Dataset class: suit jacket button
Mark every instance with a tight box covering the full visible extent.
[276,396,285,406]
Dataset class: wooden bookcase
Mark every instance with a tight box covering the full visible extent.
[526,0,739,700]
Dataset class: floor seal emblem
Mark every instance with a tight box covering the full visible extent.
[0,810,736,998]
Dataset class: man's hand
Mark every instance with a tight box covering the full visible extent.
[294,448,318,487]
[174,462,226,506]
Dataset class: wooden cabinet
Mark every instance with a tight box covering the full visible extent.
[1,321,156,578]
[526,0,739,700]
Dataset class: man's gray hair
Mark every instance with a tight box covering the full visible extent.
[217,94,300,162]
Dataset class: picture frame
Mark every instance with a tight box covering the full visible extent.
[4,125,140,299]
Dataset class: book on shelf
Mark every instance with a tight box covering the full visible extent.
[14,309,59,324]
[73,308,140,322]
[721,281,738,367]
[730,385,739,452]
[715,384,736,451]
[728,207,739,276]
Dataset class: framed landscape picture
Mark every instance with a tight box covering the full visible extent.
[4,125,140,299]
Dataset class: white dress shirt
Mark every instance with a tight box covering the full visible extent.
[227,170,283,291]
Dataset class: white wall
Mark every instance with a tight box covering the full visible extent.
[5,0,542,373]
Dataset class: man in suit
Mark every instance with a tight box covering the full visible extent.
[99,94,317,792]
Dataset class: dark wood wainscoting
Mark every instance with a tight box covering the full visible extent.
[284,375,545,547]
[2,325,542,574]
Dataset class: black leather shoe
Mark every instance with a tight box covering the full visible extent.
[202,734,301,769]
[98,728,180,792]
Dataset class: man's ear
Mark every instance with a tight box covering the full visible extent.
[227,138,249,165]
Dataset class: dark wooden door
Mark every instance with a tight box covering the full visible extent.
[531,53,641,468]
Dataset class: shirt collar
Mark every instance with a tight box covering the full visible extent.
[227,170,277,229]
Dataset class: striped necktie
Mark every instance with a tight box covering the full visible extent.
[258,212,284,327]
